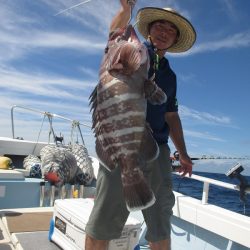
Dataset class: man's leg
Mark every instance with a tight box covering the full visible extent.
[142,144,175,250]
[85,235,108,250]
[85,165,129,250]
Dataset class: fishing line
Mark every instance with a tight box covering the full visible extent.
[54,0,92,16]
[132,20,139,28]
[176,176,185,193]
[32,114,46,155]
[241,198,249,215]
[243,203,246,215]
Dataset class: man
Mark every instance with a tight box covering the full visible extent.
[85,1,196,249]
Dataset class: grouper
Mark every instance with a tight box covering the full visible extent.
[89,24,167,211]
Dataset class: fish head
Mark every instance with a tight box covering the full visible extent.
[126,25,148,66]
[106,25,149,76]
[43,162,64,186]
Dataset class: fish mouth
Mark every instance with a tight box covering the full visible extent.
[122,24,134,41]
[44,172,60,184]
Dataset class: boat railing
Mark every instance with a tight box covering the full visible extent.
[173,172,250,205]
[41,172,250,208]
[10,105,91,144]
[40,182,96,207]
[9,105,96,207]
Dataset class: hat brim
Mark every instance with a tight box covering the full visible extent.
[136,7,196,53]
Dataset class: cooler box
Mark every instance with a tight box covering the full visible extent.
[49,198,141,250]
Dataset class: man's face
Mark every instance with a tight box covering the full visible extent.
[148,20,179,51]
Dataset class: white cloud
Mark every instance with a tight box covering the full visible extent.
[41,0,116,35]
[219,0,238,20]
[179,105,231,125]
[0,1,107,63]
[79,67,99,79]
[0,29,106,63]
[174,31,250,57]
[192,31,250,54]
[167,28,250,58]
[0,66,95,99]
[184,130,225,142]
[24,32,105,50]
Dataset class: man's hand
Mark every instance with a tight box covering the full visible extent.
[111,0,136,31]
[178,153,193,177]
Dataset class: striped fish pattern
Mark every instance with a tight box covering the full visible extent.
[89,25,167,211]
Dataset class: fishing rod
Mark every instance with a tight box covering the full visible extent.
[54,0,136,17]
[170,151,249,162]
[54,0,92,16]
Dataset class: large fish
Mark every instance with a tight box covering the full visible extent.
[89,25,167,211]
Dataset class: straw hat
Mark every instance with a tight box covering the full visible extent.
[136,7,196,53]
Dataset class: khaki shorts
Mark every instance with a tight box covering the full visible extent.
[85,144,175,242]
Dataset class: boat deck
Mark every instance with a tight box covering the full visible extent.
[0,207,150,250]
[11,232,60,250]
[0,207,60,250]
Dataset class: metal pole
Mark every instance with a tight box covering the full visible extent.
[202,182,209,205]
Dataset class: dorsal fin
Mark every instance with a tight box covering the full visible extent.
[89,85,98,129]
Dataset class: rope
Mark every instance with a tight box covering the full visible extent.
[71,120,81,145]
[32,114,46,155]
[47,114,57,145]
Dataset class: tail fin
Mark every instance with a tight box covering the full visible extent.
[122,169,155,212]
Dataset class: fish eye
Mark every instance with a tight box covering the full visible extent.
[115,37,121,42]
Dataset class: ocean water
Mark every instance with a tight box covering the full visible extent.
[172,171,250,216]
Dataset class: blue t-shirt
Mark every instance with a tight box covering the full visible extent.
[144,41,178,144]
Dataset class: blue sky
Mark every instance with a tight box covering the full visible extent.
[1,0,250,162]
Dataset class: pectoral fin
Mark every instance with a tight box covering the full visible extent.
[144,78,167,105]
